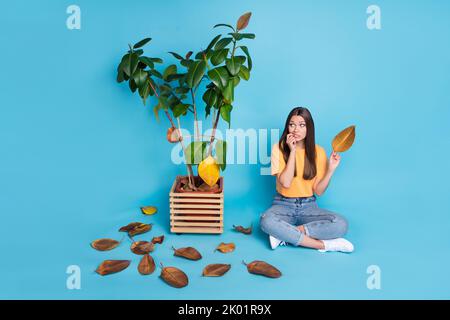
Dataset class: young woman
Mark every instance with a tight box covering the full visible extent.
[260,107,354,253]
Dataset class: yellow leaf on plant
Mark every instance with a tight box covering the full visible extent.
[140,206,157,215]
[198,156,220,187]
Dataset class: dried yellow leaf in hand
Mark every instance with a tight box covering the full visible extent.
[198,155,220,187]
[140,206,157,215]
[332,125,356,152]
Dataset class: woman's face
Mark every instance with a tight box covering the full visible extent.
[288,115,307,142]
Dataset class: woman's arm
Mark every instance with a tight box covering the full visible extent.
[314,151,341,196]
[278,150,296,188]
[277,134,297,188]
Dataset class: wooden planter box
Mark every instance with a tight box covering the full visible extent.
[169,176,224,234]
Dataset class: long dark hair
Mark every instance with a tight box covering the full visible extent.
[278,107,317,180]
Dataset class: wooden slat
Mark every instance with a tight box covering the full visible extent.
[170,209,222,215]
[171,216,223,221]
[169,177,224,234]
[169,179,177,193]
[170,198,223,204]
[171,227,223,234]
[171,222,222,227]
[170,204,223,209]
[170,193,223,199]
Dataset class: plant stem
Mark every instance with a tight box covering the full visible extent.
[147,79,177,129]
[191,89,200,141]
[207,106,221,156]
[212,108,216,128]
[176,117,196,190]
[148,79,194,188]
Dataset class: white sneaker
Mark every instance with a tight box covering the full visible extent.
[269,235,287,250]
[319,238,354,253]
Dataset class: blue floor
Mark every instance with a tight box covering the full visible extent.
[2,169,450,299]
[1,0,450,299]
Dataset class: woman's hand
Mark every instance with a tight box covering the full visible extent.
[328,151,341,172]
[286,133,296,152]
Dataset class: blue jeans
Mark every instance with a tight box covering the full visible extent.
[260,193,349,246]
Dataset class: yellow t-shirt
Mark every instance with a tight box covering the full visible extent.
[271,143,328,197]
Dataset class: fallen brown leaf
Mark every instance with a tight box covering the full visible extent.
[215,242,235,253]
[243,260,281,278]
[172,246,202,260]
[96,260,131,276]
[90,238,120,251]
[202,264,231,277]
[160,263,188,288]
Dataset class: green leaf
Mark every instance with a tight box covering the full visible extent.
[173,104,190,118]
[133,49,144,56]
[133,68,148,88]
[148,69,163,79]
[228,32,243,41]
[159,84,172,95]
[210,49,229,66]
[239,46,252,71]
[122,53,139,77]
[206,35,221,53]
[185,141,208,165]
[166,73,185,82]
[163,64,177,81]
[175,86,190,94]
[229,32,255,40]
[207,66,229,89]
[178,74,187,86]
[213,23,235,32]
[238,65,250,80]
[220,104,233,128]
[205,105,212,118]
[149,57,163,64]
[117,61,125,83]
[214,37,233,50]
[129,79,137,92]
[138,79,151,105]
[153,102,162,121]
[181,59,193,68]
[168,52,184,60]
[158,96,170,110]
[226,56,245,76]
[186,60,206,89]
[133,37,152,49]
[202,88,218,107]
[117,70,125,83]
[231,76,240,87]
[215,139,227,170]
[240,33,256,39]
[222,79,234,103]
[148,77,156,96]
[195,50,214,60]
[168,95,180,109]
[138,56,154,69]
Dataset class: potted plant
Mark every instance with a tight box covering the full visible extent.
[116,12,255,233]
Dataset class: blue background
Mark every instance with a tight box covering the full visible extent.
[1,0,449,299]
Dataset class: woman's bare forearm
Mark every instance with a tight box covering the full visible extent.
[278,151,296,188]
[314,168,334,196]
